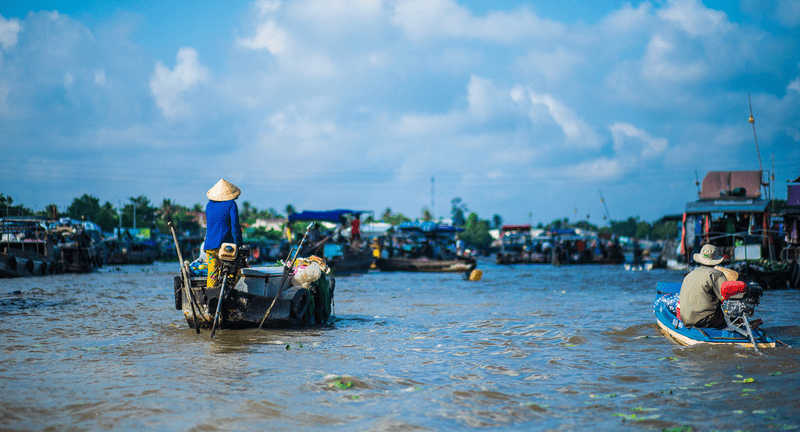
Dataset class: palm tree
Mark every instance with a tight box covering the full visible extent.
[158,199,178,226]
[46,204,60,221]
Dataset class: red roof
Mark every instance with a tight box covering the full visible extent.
[700,170,762,200]
[501,224,532,232]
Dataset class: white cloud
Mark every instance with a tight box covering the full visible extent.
[641,34,707,82]
[790,66,800,93]
[0,15,21,51]
[609,122,668,160]
[657,0,733,38]
[391,0,564,43]
[254,0,281,15]
[516,48,585,84]
[563,158,622,180]
[149,47,210,118]
[238,18,293,55]
[94,70,106,85]
[516,87,602,150]
[777,0,800,27]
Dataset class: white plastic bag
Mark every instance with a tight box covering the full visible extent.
[291,262,322,288]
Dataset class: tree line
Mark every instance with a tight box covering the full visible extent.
[1,193,678,250]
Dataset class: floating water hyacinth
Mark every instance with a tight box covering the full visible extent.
[334,381,353,390]
[732,377,755,383]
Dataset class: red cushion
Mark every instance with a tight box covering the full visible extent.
[721,281,747,300]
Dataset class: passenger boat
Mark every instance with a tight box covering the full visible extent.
[51,218,105,273]
[653,282,776,349]
[375,221,477,273]
[287,209,374,275]
[375,256,477,272]
[496,225,534,264]
[174,244,334,330]
[104,228,158,265]
[0,217,60,277]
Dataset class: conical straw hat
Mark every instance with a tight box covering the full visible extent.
[206,178,241,201]
[714,265,739,282]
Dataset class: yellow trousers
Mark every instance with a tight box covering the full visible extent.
[206,248,221,288]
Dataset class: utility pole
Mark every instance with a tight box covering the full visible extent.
[431,176,435,220]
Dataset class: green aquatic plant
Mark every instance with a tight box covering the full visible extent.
[732,377,754,383]
[334,381,353,390]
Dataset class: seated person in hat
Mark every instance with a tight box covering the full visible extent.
[679,244,736,329]
[204,179,243,288]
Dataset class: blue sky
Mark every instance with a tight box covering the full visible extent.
[1,0,799,226]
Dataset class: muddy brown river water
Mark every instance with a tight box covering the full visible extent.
[1,260,799,431]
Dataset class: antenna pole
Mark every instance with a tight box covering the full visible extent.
[748,95,765,187]
[694,170,701,198]
[431,176,435,220]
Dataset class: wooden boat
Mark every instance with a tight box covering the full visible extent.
[174,245,334,329]
[0,217,60,277]
[653,282,776,349]
[376,221,478,273]
[496,225,534,264]
[288,209,374,275]
[375,256,476,272]
[51,218,105,273]
[104,228,158,265]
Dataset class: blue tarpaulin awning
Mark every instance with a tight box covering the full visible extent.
[288,209,367,223]
[396,221,463,233]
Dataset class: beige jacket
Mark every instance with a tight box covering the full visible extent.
[678,265,726,326]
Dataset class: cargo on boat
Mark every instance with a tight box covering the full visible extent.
[375,221,477,273]
[287,209,373,275]
[51,218,105,273]
[0,217,60,277]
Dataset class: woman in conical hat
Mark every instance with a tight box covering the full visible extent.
[204,179,243,288]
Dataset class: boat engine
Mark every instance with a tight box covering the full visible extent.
[218,243,250,290]
[722,281,762,322]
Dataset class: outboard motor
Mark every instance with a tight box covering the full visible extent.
[218,243,250,287]
[722,281,764,351]
[722,281,762,321]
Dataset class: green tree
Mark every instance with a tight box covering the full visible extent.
[121,196,157,229]
[381,208,410,225]
[461,212,493,251]
[285,204,296,217]
[44,204,61,220]
[492,214,503,229]
[67,194,101,223]
[451,197,467,227]
[65,194,118,231]
[421,207,433,221]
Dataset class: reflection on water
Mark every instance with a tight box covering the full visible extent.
[1,261,799,430]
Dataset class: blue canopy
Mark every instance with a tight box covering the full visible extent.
[396,221,463,233]
[288,209,367,224]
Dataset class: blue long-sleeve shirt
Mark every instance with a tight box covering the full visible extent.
[205,200,242,249]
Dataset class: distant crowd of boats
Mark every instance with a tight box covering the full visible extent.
[0,216,157,278]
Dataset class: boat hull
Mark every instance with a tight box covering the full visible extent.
[375,256,477,273]
[175,266,334,330]
[653,282,776,348]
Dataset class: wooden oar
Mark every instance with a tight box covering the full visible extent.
[210,272,228,338]
[256,223,314,332]
[168,222,200,333]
